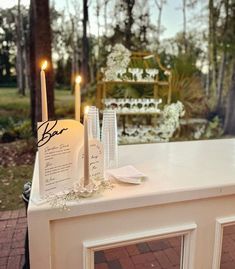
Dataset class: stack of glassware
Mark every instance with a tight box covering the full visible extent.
[87,107,118,170]
[101,110,118,169]
[88,106,100,140]
[102,98,162,114]
[102,68,160,82]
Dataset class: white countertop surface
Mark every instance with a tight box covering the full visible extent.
[28,139,235,218]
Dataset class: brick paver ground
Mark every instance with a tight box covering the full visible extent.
[0,209,26,269]
[95,237,181,269]
[1,208,235,269]
[220,225,235,269]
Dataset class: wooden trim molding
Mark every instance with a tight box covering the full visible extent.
[212,216,235,269]
[83,223,197,269]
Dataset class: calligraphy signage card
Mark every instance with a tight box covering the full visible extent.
[76,139,104,184]
[37,120,83,198]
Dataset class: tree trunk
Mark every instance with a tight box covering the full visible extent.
[216,0,229,114]
[23,43,29,93]
[96,0,101,58]
[4,44,11,80]
[81,0,89,87]
[205,48,210,96]
[89,55,95,84]
[206,4,211,97]
[124,0,135,49]
[224,61,235,134]
[29,0,36,133]
[224,0,235,134]
[156,5,162,45]
[216,51,227,114]
[104,0,109,36]
[70,19,79,94]
[16,0,26,96]
[209,0,218,97]
[154,0,166,48]
[29,0,54,132]
[182,0,187,53]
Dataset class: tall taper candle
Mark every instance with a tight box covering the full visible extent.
[40,61,48,121]
[75,75,81,121]
[84,106,90,186]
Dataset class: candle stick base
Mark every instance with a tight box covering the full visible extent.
[74,178,100,197]
[73,177,113,198]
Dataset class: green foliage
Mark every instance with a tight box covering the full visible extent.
[204,116,223,139]
[108,84,153,99]
[0,116,15,130]
[173,54,198,77]
[171,73,208,118]
[14,120,32,139]
[0,88,30,142]
[177,116,223,142]
[170,54,209,118]
[1,120,32,143]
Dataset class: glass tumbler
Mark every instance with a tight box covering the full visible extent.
[88,106,100,141]
[101,109,118,169]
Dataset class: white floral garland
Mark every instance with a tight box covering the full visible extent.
[47,180,114,211]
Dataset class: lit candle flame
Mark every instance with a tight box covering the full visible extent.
[41,60,48,71]
[84,106,90,115]
[75,75,82,84]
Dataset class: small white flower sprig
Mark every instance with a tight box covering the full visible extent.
[158,101,185,141]
[104,44,131,81]
[47,179,114,211]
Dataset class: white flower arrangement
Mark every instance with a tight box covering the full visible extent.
[104,44,131,81]
[157,101,185,141]
[106,44,131,69]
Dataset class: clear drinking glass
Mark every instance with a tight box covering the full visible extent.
[88,106,100,141]
[101,109,118,169]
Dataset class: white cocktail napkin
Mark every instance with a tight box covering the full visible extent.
[106,165,147,184]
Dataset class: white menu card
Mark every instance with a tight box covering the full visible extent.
[37,120,83,198]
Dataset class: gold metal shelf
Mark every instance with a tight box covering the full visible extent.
[98,80,168,86]
[116,111,161,115]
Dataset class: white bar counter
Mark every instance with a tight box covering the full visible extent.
[28,139,235,269]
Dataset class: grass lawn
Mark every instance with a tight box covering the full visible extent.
[0,87,75,210]
[0,87,74,122]
[0,164,33,210]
